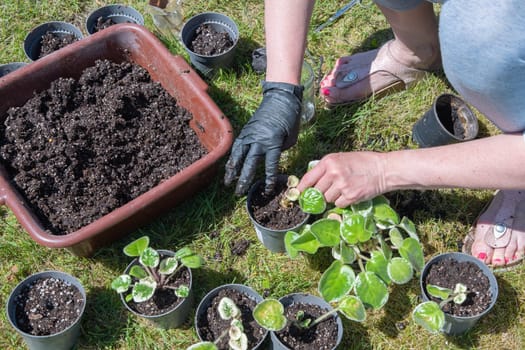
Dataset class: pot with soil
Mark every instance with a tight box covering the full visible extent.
[23,21,83,61]
[412,93,479,148]
[0,23,233,257]
[253,293,343,350]
[6,270,86,350]
[85,4,144,34]
[180,12,239,78]
[412,252,498,335]
[193,284,269,349]
[246,175,310,253]
[112,236,203,329]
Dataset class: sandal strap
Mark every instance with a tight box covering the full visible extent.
[484,216,513,248]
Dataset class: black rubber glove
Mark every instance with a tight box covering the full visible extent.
[224,81,303,196]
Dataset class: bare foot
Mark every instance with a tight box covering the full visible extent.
[468,190,525,267]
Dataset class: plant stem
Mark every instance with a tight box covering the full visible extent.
[309,308,338,328]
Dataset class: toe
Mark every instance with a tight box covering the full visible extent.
[491,247,506,266]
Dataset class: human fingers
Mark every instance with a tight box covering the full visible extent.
[224,139,248,187]
[297,161,326,192]
[234,143,264,196]
[264,146,282,195]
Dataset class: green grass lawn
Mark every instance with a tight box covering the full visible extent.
[1,1,523,349]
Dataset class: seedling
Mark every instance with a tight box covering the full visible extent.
[284,189,424,322]
[412,283,469,333]
[279,175,300,208]
[111,236,204,303]
[187,297,248,350]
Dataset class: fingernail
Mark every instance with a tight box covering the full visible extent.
[321,88,330,96]
[504,257,509,264]
[512,255,517,261]
[477,252,487,260]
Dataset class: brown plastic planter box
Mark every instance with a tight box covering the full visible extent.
[0,23,233,257]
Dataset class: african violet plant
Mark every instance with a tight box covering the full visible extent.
[111,236,204,303]
[412,283,469,333]
[187,297,248,350]
[283,187,425,322]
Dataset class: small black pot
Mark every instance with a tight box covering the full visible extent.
[23,21,83,61]
[246,175,310,253]
[194,283,269,349]
[180,12,239,78]
[6,270,86,350]
[0,62,28,78]
[412,94,478,148]
[86,4,144,34]
[420,252,498,335]
[271,293,343,350]
[120,249,194,329]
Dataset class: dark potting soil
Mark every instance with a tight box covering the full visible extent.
[39,31,79,59]
[13,277,84,336]
[197,288,267,350]
[190,24,233,56]
[249,178,309,230]
[275,302,339,350]
[93,17,118,33]
[425,258,492,317]
[0,59,208,235]
[126,266,191,316]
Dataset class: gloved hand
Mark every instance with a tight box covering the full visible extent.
[224,81,303,196]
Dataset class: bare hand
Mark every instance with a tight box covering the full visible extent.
[297,152,388,208]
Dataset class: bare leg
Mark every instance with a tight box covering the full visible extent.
[320,1,440,105]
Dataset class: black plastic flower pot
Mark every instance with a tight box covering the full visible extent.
[246,175,310,253]
[412,93,478,148]
[23,21,83,61]
[180,12,239,78]
[420,252,498,335]
[86,4,144,34]
[119,249,194,329]
[0,62,28,78]
[6,270,86,350]
[195,283,269,349]
[271,293,343,350]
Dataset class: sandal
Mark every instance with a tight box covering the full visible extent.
[320,40,439,108]
[462,190,525,273]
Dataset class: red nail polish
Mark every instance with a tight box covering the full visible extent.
[493,258,502,263]
[505,257,509,264]
[512,255,517,260]
[477,252,487,260]
[321,88,330,96]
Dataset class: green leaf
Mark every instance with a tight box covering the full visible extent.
[387,257,414,284]
[332,242,356,264]
[319,260,356,302]
[175,247,193,259]
[355,271,389,309]
[186,342,218,350]
[123,236,150,257]
[290,228,321,254]
[340,213,374,244]
[373,202,400,228]
[398,238,425,272]
[310,219,340,247]
[252,299,287,331]
[350,199,373,216]
[229,333,248,350]
[159,257,178,274]
[218,297,240,320]
[378,235,392,261]
[287,175,300,188]
[181,254,205,269]
[284,231,300,259]
[175,285,190,298]
[337,295,366,322]
[299,187,326,214]
[132,277,156,303]
[399,217,419,241]
[365,251,390,284]
[111,274,132,293]
[426,284,452,300]
[412,301,445,333]
[388,227,404,248]
[140,247,160,268]
[307,160,320,171]
[129,265,148,279]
